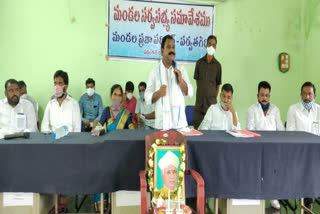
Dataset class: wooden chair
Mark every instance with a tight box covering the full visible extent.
[139,130,205,214]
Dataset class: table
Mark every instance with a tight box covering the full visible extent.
[0,130,319,200]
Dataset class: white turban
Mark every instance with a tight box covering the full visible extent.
[158,151,179,170]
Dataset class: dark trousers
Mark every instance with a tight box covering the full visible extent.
[193,108,205,129]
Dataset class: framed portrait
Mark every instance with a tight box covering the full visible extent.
[154,145,185,201]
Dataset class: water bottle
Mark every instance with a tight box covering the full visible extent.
[52,125,69,139]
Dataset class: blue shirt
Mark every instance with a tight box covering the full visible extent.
[79,93,103,122]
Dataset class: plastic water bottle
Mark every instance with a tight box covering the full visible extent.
[52,125,69,139]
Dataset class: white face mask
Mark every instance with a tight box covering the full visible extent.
[220,101,228,110]
[86,88,95,96]
[127,92,133,100]
[207,46,216,56]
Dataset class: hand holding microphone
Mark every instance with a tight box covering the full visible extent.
[172,60,181,83]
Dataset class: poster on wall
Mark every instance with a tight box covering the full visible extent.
[107,0,215,62]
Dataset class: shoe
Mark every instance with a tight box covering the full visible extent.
[270,200,280,210]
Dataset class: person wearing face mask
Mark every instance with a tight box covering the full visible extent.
[193,35,222,129]
[122,81,137,127]
[246,81,284,131]
[79,78,103,131]
[92,84,134,212]
[41,70,81,213]
[145,35,193,130]
[0,79,37,136]
[246,81,284,210]
[286,82,319,213]
[135,81,155,129]
[41,70,81,134]
[199,83,240,130]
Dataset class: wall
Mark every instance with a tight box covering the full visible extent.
[0,0,309,127]
[303,0,320,87]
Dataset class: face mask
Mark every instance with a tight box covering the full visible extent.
[127,92,133,100]
[220,102,228,110]
[301,99,314,111]
[259,101,270,112]
[86,88,95,96]
[207,46,216,56]
[54,85,64,98]
[111,98,121,111]
[139,92,145,101]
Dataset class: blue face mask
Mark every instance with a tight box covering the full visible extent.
[259,101,270,112]
[139,92,145,101]
[301,99,314,111]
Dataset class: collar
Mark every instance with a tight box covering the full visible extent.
[201,54,217,64]
[53,94,71,104]
[4,98,20,109]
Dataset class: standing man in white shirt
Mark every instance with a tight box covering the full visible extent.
[145,34,193,130]
[247,81,284,131]
[286,81,319,212]
[246,81,283,210]
[135,81,155,129]
[200,83,240,130]
[0,79,37,135]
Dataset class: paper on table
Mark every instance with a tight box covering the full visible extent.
[115,191,141,207]
[3,192,33,207]
[177,127,203,136]
[231,199,260,206]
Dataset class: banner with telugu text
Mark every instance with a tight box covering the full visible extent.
[107,0,215,61]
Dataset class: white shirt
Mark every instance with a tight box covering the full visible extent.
[286,102,320,135]
[0,98,37,134]
[200,103,241,130]
[135,98,155,128]
[145,61,193,129]
[41,95,81,133]
[246,102,284,131]
[20,94,38,121]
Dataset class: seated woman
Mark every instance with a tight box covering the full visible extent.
[92,84,134,212]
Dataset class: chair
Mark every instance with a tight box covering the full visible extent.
[185,105,195,126]
[140,130,205,214]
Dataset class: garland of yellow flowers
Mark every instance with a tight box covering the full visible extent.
[147,138,186,200]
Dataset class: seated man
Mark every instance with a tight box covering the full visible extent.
[41,70,81,133]
[122,81,137,127]
[41,70,81,213]
[286,81,319,212]
[246,81,284,210]
[135,81,155,129]
[18,80,39,122]
[79,78,103,131]
[200,83,240,130]
[0,79,37,135]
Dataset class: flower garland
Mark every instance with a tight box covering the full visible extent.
[147,138,186,200]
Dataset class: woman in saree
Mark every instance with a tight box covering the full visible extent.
[92,84,134,212]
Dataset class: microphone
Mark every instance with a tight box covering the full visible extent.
[172,60,179,83]
[4,132,30,140]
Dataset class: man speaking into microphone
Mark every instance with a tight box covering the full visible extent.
[145,35,193,130]
[0,79,37,137]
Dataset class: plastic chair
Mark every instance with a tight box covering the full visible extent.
[185,105,195,126]
[140,130,205,214]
